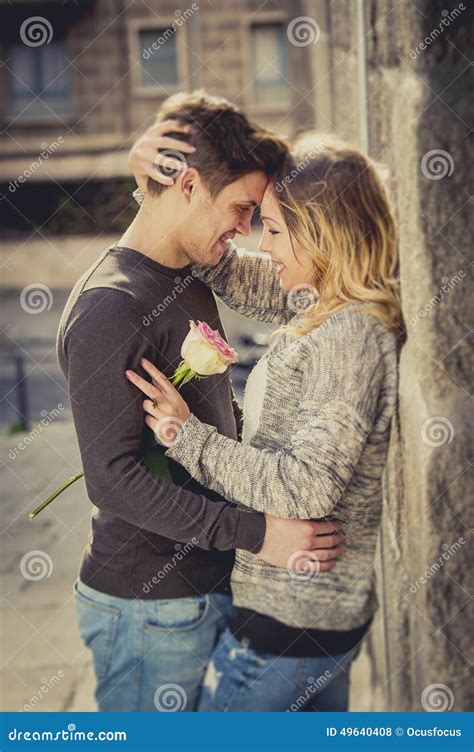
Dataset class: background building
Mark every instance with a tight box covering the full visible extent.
[1,0,348,250]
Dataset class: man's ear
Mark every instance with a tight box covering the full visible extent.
[179,168,200,203]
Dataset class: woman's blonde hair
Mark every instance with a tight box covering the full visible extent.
[270,133,405,343]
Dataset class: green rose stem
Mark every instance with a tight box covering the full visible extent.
[29,472,84,519]
[170,361,203,388]
[29,448,173,519]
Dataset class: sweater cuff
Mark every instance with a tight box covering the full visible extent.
[164,412,212,472]
[191,242,235,284]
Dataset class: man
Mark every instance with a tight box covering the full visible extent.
[58,91,343,712]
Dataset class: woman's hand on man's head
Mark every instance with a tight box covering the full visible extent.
[128,119,196,192]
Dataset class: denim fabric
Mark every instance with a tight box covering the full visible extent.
[198,628,359,712]
[74,579,234,711]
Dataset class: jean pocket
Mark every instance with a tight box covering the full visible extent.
[74,581,121,679]
[144,595,209,633]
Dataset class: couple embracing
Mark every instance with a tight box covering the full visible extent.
[58,90,403,712]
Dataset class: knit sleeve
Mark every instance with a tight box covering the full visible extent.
[165,314,389,519]
[191,242,292,324]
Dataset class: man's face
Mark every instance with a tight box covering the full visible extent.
[180,170,268,266]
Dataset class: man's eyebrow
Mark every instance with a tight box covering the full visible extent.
[234,200,258,207]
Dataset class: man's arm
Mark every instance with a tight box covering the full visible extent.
[63,288,265,552]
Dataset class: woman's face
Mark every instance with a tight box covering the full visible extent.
[258,186,315,293]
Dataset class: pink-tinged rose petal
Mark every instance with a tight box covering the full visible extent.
[196,321,238,363]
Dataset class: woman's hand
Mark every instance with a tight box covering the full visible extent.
[128,119,196,192]
[126,358,191,446]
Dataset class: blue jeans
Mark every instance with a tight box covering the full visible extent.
[198,628,358,712]
[74,579,234,712]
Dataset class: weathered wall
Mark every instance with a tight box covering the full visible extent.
[305,0,360,142]
[366,0,473,711]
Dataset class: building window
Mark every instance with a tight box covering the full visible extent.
[250,22,290,106]
[7,41,69,119]
[138,27,178,88]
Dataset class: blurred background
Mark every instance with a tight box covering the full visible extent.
[0,0,472,713]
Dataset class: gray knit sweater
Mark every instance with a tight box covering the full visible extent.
[166,243,399,630]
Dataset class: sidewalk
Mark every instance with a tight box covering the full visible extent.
[0,416,378,712]
[0,417,95,712]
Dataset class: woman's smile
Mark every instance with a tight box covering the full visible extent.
[271,258,286,276]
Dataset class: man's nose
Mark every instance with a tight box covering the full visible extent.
[236,214,252,236]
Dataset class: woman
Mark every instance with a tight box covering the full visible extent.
[127,132,404,711]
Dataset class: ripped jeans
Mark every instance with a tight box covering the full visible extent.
[198,628,358,712]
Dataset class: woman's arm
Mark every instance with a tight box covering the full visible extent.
[192,242,291,325]
[129,126,290,325]
[166,407,374,520]
[165,318,389,520]
[132,190,290,324]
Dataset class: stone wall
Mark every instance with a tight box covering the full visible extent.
[365,0,473,711]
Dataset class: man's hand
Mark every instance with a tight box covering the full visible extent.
[128,119,196,192]
[258,515,344,573]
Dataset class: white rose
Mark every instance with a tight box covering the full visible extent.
[180,327,227,376]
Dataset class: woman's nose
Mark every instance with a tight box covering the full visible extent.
[258,237,271,254]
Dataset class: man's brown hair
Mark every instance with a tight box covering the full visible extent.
[147,90,288,198]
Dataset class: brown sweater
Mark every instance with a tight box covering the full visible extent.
[57,244,265,600]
